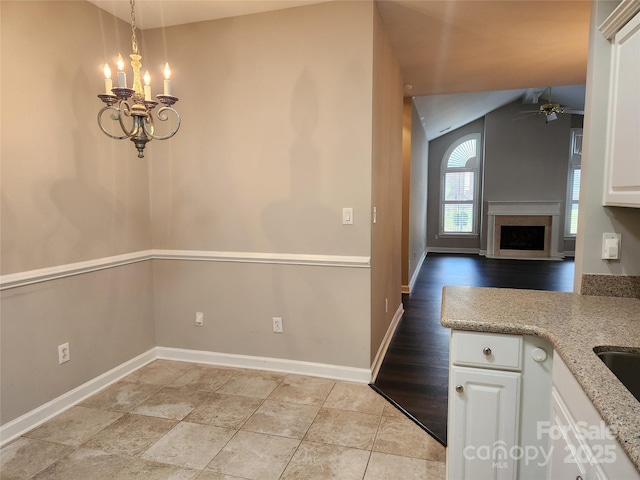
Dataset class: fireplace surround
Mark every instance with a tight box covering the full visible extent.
[486,202,563,260]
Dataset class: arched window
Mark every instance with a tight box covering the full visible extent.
[440,133,481,235]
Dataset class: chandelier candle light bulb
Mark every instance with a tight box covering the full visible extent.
[163,63,171,96]
[116,54,126,88]
[103,64,112,94]
[143,71,151,101]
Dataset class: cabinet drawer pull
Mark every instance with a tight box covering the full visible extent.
[576,476,583,480]
[483,347,492,356]
[455,385,464,393]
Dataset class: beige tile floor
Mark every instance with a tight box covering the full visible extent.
[0,360,446,480]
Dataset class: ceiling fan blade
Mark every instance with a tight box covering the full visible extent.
[513,112,540,121]
[562,109,585,115]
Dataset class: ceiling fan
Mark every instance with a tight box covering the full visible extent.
[521,87,584,123]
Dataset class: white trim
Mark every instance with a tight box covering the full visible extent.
[486,202,563,260]
[0,349,156,447]
[370,303,404,382]
[152,250,371,268]
[156,347,372,384]
[427,247,481,255]
[407,249,427,294]
[0,347,373,447]
[484,254,564,261]
[600,0,640,41]
[0,250,154,291]
[0,250,371,290]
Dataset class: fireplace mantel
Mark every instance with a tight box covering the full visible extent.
[486,202,563,260]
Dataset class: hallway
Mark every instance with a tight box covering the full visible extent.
[372,253,575,445]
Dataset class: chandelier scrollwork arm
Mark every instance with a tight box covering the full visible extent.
[97,104,130,140]
[147,106,181,141]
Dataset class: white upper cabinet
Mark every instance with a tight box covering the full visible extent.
[601,4,640,207]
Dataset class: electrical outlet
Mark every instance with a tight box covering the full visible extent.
[272,317,283,333]
[58,342,70,364]
[195,312,204,326]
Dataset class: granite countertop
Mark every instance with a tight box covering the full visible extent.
[440,286,640,472]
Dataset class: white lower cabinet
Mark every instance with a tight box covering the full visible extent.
[448,365,521,480]
[447,333,639,480]
[548,353,640,480]
[448,331,554,480]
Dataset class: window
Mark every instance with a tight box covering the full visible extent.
[440,133,481,235]
[566,129,582,236]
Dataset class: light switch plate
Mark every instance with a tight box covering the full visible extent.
[602,233,621,260]
[342,208,353,225]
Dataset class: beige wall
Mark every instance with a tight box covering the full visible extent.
[143,2,374,256]
[575,0,640,285]
[370,4,403,362]
[1,1,152,275]
[1,1,156,424]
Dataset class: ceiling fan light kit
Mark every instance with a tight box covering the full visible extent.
[519,86,583,123]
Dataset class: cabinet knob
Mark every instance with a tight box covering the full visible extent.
[482,347,492,356]
[576,476,583,480]
[455,385,464,393]
[531,348,547,362]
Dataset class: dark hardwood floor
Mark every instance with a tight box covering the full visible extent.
[372,253,575,446]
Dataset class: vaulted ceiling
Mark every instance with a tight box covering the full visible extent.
[89,0,592,139]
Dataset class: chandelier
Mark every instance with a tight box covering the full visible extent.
[97,0,180,158]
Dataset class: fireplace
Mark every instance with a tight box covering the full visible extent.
[486,202,562,260]
[500,225,546,251]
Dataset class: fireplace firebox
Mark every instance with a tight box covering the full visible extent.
[499,225,546,251]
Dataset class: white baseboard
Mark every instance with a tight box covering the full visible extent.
[427,247,481,254]
[369,303,404,383]
[156,347,372,384]
[485,254,564,261]
[406,250,427,294]
[0,349,156,447]
[0,347,373,447]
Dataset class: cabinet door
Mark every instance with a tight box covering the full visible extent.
[604,12,640,207]
[448,366,521,480]
[547,390,589,480]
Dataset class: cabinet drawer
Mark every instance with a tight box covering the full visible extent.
[451,331,523,370]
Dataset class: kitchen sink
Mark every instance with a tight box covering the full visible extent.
[595,349,640,402]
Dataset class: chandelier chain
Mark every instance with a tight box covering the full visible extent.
[130,0,138,55]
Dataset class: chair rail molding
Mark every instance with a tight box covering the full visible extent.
[0,250,371,290]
